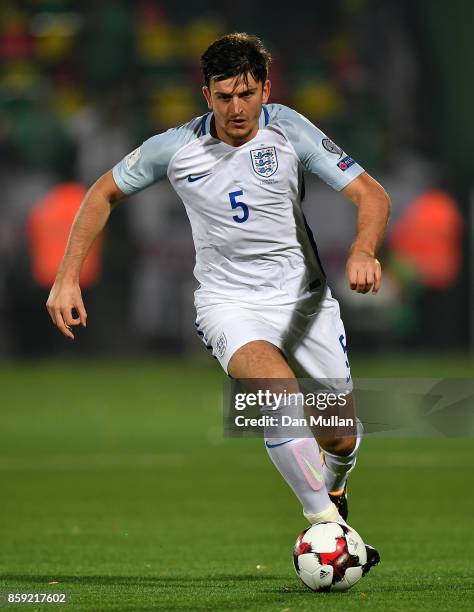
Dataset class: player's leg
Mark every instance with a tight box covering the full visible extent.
[284,291,363,519]
[280,290,380,571]
[317,395,363,496]
[309,402,361,521]
[226,339,293,379]
[228,340,343,524]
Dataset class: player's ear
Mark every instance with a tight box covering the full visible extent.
[202,86,213,110]
[262,79,271,104]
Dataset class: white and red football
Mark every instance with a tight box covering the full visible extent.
[293,521,367,592]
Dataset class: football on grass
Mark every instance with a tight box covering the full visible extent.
[293,521,367,592]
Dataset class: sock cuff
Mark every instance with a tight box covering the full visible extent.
[303,502,346,525]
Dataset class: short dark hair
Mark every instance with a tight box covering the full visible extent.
[200,32,272,88]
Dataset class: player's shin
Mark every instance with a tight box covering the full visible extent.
[262,396,342,524]
[320,418,364,493]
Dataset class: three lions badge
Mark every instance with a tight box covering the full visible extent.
[250,146,278,178]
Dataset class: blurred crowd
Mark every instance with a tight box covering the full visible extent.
[0,0,469,356]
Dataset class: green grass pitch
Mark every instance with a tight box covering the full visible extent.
[0,355,473,610]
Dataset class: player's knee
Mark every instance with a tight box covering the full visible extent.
[319,435,356,456]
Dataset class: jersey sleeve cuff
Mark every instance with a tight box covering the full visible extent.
[112,163,135,195]
[334,164,365,191]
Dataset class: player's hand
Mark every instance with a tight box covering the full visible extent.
[346,250,381,294]
[46,280,87,340]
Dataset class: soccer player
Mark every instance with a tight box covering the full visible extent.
[47,33,390,573]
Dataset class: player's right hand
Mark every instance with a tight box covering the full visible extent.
[346,250,382,294]
[46,281,87,340]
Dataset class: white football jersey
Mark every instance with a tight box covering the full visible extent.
[113,104,364,306]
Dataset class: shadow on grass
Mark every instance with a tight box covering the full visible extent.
[0,573,291,588]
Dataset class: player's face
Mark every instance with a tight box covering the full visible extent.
[202,73,270,146]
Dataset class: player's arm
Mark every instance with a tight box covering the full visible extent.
[46,170,126,340]
[46,119,201,338]
[341,172,391,294]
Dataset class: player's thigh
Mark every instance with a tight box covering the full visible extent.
[228,339,299,397]
[228,340,295,379]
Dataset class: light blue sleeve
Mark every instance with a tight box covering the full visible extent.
[112,116,203,195]
[266,103,365,191]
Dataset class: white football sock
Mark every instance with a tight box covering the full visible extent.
[321,418,364,493]
[263,396,335,519]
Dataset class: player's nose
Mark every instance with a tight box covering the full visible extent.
[231,95,242,114]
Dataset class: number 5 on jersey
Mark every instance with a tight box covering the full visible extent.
[228,190,249,223]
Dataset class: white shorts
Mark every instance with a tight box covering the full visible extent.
[194,286,352,388]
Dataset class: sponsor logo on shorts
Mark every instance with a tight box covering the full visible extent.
[322,138,343,156]
[125,147,141,169]
[215,332,227,358]
[337,155,356,171]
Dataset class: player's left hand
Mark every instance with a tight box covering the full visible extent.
[346,250,381,294]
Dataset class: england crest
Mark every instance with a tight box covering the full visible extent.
[250,146,278,178]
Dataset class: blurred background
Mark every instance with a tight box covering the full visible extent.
[0,0,472,358]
